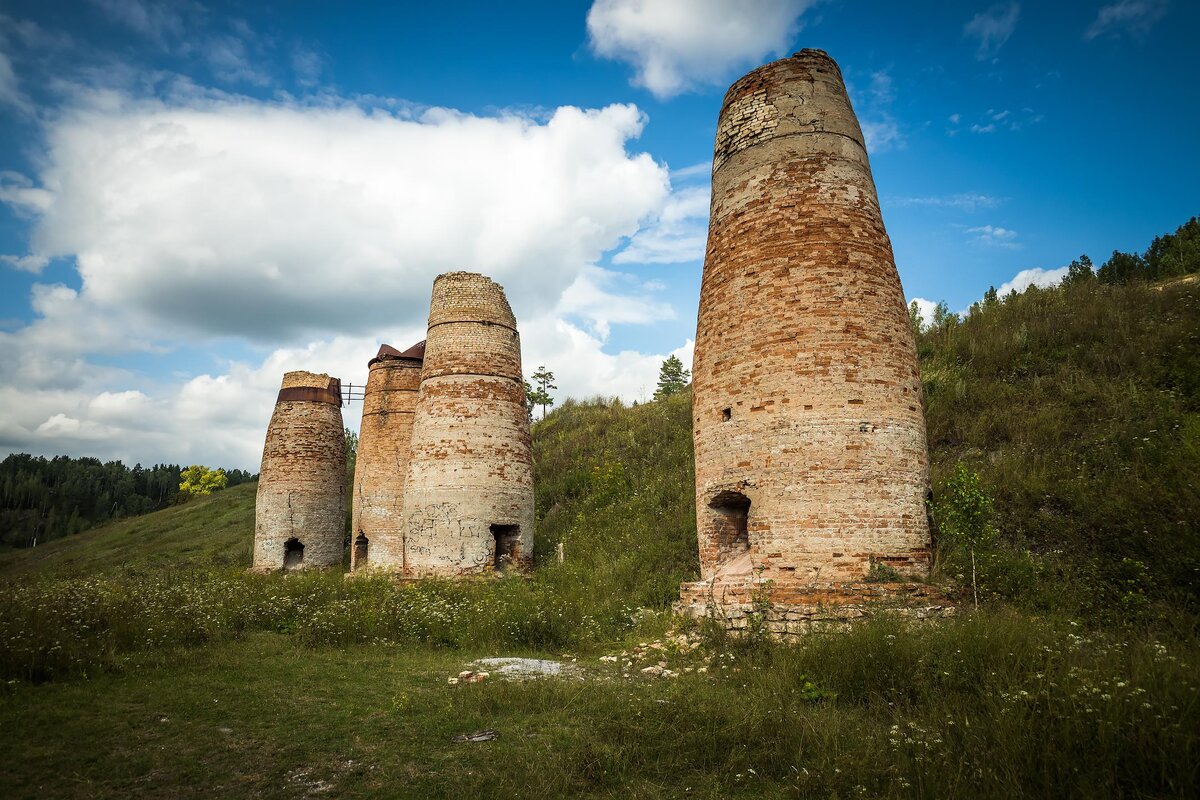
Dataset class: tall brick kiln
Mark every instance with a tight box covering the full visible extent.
[253,371,347,572]
[349,342,425,572]
[401,271,535,576]
[679,50,945,631]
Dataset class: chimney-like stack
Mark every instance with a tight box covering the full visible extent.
[688,50,933,599]
[401,272,534,576]
[350,342,424,572]
[253,371,347,571]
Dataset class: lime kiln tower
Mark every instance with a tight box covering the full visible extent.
[680,50,939,626]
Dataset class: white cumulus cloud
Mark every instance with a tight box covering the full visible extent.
[968,224,1020,249]
[612,185,709,264]
[996,266,1068,296]
[11,93,670,342]
[907,297,940,329]
[586,0,819,98]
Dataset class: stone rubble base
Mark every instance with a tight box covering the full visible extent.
[676,579,955,639]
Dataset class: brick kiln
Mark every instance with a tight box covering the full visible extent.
[679,50,948,633]
[400,272,535,576]
[253,371,347,572]
[349,342,424,572]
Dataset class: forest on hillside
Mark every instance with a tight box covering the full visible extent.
[0,454,255,548]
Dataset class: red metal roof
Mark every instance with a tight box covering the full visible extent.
[398,340,426,360]
[368,340,425,367]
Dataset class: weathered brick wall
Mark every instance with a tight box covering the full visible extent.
[350,348,422,572]
[691,50,932,595]
[253,371,346,571]
[402,272,535,576]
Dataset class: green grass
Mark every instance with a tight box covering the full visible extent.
[1,616,1195,799]
[0,482,255,580]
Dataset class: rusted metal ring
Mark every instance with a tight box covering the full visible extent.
[277,383,341,406]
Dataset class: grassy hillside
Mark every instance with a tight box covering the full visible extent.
[920,277,1200,619]
[0,482,256,579]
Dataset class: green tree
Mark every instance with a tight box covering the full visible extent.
[1144,216,1200,279]
[932,464,998,609]
[528,365,556,420]
[931,301,956,328]
[178,465,228,498]
[907,300,924,336]
[522,380,536,419]
[983,285,999,306]
[344,428,358,481]
[653,355,690,399]
[1063,254,1094,285]
[1097,250,1144,285]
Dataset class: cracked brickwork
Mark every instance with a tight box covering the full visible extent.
[253,371,346,572]
[683,50,937,623]
[350,347,422,572]
[401,272,534,576]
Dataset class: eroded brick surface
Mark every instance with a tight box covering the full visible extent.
[402,272,534,576]
[685,50,938,624]
[253,371,346,572]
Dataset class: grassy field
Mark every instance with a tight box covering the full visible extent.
[3,615,1196,799]
[2,276,1199,797]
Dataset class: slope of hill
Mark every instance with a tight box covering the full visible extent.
[0,482,256,579]
[919,277,1200,618]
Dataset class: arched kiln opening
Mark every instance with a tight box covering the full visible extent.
[707,491,751,572]
[353,534,369,570]
[283,537,305,571]
[490,524,520,571]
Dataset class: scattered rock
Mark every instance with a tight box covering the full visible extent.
[470,657,568,679]
[452,729,499,744]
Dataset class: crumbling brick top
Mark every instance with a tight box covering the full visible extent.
[428,271,517,330]
[277,370,342,406]
[280,370,335,390]
[714,48,865,172]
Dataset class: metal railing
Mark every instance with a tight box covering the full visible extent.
[340,383,366,406]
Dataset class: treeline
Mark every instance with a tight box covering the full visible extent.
[0,454,255,548]
[1092,215,1199,285]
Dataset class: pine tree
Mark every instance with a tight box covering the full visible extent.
[528,366,556,420]
[1064,254,1095,285]
[653,355,690,399]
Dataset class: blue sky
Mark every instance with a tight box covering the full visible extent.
[0,0,1195,469]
